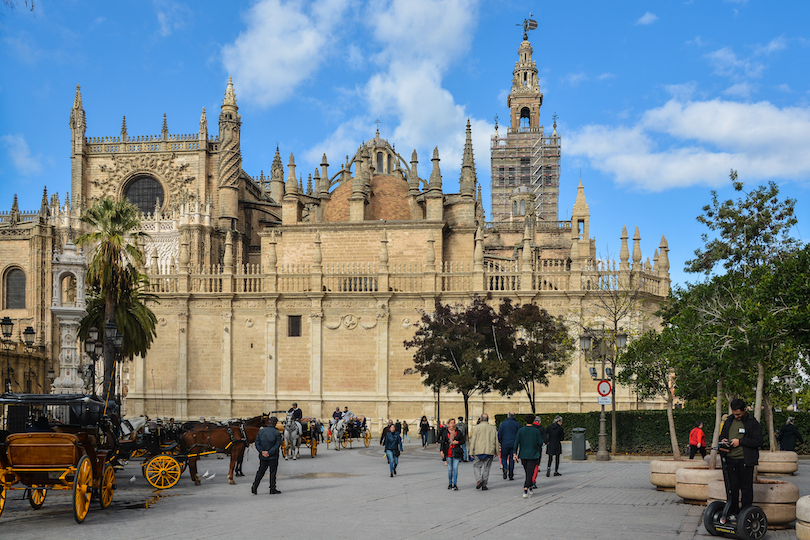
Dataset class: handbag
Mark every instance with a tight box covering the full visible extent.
[393,448,400,457]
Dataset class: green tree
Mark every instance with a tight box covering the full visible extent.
[685,170,799,276]
[492,299,574,413]
[404,296,499,422]
[616,329,682,459]
[76,198,154,402]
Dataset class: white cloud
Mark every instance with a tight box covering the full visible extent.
[755,36,787,56]
[705,47,764,79]
[597,73,616,81]
[722,82,754,98]
[663,82,699,101]
[636,12,658,25]
[564,72,588,86]
[776,83,791,92]
[154,1,192,37]
[1,134,43,176]
[567,99,810,192]
[222,0,354,107]
[305,0,486,190]
[686,36,707,47]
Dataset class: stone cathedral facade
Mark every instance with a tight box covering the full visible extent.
[0,36,671,423]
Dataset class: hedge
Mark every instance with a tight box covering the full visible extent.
[494,410,810,455]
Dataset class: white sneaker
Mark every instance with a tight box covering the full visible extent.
[523,491,528,499]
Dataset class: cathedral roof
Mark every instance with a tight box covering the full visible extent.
[322,174,411,222]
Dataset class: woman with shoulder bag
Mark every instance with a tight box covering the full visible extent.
[439,418,465,490]
[384,424,403,477]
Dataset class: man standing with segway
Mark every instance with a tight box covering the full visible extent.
[719,398,763,519]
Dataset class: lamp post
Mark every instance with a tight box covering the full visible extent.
[22,326,35,393]
[1,316,14,393]
[580,328,628,462]
[84,326,102,398]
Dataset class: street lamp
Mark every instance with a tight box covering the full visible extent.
[83,327,104,398]
[2,316,14,393]
[580,328,628,462]
[22,326,36,393]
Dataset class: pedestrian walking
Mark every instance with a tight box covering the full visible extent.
[383,424,403,477]
[530,416,544,487]
[545,415,563,476]
[402,420,410,442]
[468,413,498,490]
[439,417,465,490]
[380,419,394,444]
[777,417,804,451]
[419,415,431,448]
[251,416,282,495]
[689,421,707,459]
[513,414,544,498]
[498,411,520,480]
[457,416,468,461]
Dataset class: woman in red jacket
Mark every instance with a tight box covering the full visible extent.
[689,421,706,459]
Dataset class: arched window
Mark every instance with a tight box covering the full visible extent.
[376,152,384,173]
[520,107,531,129]
[512,201,517,215]
[387,155,392,174]
[124,175,164,215]
[5,268,25,309]
[520,200,526,215]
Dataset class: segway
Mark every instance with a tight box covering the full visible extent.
[703,441,768,540]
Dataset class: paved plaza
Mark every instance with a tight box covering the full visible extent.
[2,440,807,540]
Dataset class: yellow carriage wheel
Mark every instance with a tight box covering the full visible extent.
[28,487,46,509]
[144,455,182,490]
[311,438,318,457]
[0,484,6,518]
[72,455,93,524]
[364,430,371,447]
[99,464,115,508]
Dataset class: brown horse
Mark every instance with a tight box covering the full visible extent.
[180,414,266,485]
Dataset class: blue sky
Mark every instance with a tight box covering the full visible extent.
[1,0,808,288]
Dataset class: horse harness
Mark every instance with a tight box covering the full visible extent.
[185,421,250,457]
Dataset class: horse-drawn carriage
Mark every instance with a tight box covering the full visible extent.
[111,416,188,490]
[0,393,116,523]
[279,413,320,459]
[328,415,371,449]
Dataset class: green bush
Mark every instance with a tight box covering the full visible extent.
[494,410,810,455]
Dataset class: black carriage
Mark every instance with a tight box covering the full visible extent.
[0,393,116,523]
[111,417,187,490]
[329,416,371,448]
[280,416,320,458]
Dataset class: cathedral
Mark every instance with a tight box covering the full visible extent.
[0,34,671,423]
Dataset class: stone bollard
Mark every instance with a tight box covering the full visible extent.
[707,478,799,529]
[796,495,810,540]
[650,459,708,491]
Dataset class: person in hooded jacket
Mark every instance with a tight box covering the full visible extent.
[777,416,804,451]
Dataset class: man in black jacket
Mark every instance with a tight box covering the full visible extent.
[719,398,763,516]
[252,416,283,495]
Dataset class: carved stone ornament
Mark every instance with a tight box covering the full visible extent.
[324,319,340,330]
[360,320,377,330]
[401,318,412,329]
[157,317,168,327]
[92,153,195,205]
[245,318,254,328]
[342,314,358,330]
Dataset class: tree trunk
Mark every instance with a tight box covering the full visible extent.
[102,295,116,404]
[667,387,681,460]
[709,376,723,470]
[463,394,470,428]
[764,394,776,451]
[754,362,764,422]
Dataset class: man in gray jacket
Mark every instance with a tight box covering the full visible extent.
[469,413,499,490]
[252,416,283,495]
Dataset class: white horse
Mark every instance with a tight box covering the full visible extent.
[283,412,302,460]
[332,416,349,451]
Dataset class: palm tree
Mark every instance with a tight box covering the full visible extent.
[75,198,155,402]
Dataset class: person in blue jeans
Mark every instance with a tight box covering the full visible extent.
[439,417,466,490]
[383,424,403,477]
[419,416,431,448]
[498,411,521,480]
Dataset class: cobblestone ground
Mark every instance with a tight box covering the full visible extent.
[2,440,807,540]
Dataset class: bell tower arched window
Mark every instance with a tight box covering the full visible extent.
[123,175,165,215]
[520,107,531,129]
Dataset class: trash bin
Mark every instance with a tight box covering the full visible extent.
[571,428,586,460]
[426,427,436,445]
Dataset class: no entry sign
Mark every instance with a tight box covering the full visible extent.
[597,380,612,397]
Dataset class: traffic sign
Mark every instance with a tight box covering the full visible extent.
[598,396,612,405]
[597,380,612,396]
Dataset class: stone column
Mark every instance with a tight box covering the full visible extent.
[176,307,189,419]
[51,313,84,394]
[220,309,232,418]
[308,301,323,418]
[264,299,278,412]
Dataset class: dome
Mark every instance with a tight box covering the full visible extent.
[322,174,412,222]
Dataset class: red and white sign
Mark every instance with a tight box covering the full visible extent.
[597,380,612,397]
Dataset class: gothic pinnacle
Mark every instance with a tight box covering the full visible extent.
[121,116,127,135]
[73,85,82,109]
[223,76,237,107]
[162,113,168,136]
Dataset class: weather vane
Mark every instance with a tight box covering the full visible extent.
[516,13,537,41]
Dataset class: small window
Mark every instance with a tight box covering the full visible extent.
[520,200,526,215]
[288,315,302,337]
[376,153,383,173]
[5,268,26,309]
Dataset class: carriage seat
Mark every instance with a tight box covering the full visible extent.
[6,432,82,468]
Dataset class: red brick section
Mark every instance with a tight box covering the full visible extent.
[322,174,411,222]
